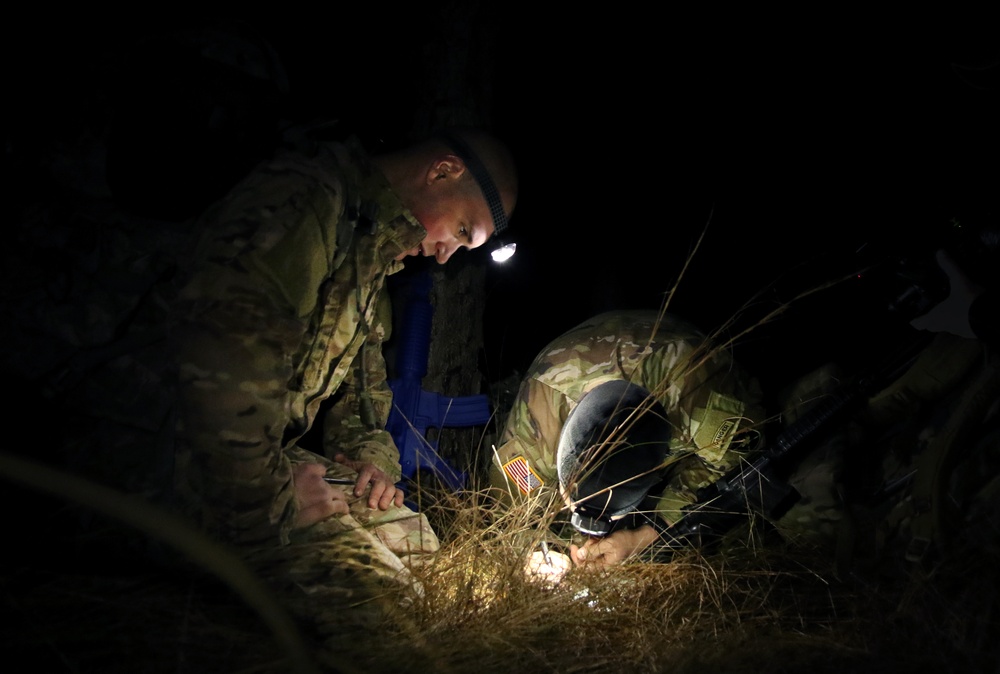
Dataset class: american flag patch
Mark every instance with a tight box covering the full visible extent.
[502,456,544,495]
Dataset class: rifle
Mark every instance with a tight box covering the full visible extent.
[650,327,934,557]
[386,268,492,492]
[646,231,969,556]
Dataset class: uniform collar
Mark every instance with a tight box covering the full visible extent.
[337,137,426,266]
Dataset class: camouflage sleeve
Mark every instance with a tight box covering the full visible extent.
[322,315,402,482]
[638,340,767,528]
[648,455,731,527]
[173,279,306,547]
[488,377,567,508]
[171,161,346,547]
[487,434,535,508]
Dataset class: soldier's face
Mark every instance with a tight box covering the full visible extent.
[401,188,495,264]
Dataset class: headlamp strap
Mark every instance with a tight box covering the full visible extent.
[438,131,508,235]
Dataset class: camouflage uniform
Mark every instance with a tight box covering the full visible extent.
[773,330,1000,563]
[489,310,767,538]
[169,137,441,636]
[2,136,441,649]
[772,362,853,549]
[844,332,1000,569]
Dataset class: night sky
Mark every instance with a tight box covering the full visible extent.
[7,8,998,395]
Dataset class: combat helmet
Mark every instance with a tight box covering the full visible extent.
[557,380,672,537]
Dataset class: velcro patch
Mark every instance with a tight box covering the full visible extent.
[502,456,543,495]
[693,391,746,464]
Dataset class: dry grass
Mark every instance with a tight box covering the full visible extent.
[4,467,996,674]
[4,234,996,673]
[400,482,999,674]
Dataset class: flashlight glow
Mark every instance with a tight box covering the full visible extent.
[491,242,516,262]
[524,549,572,585]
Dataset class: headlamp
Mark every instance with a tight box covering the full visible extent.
[570,509,615,537]
[490,240,516,263]
[567,481,647,538]
[437,129,515,263]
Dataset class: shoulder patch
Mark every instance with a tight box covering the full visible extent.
[502,456,544,495]
[693,391,747,464]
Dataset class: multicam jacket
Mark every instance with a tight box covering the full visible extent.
[490,310,767,529]
[2,134,440,647]
[170,137,427,547]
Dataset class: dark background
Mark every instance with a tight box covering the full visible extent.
[3,11,998,669]
[480,11,999,394]
[6,6,998,398]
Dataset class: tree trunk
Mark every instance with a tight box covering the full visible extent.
[397,0,502,485]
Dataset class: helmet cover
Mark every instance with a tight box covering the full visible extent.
[557,380,671,536]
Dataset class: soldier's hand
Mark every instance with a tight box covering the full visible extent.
[292,462,350,529]
[524,548,572,584]
[333,453,405,510]
[570,525,659,569]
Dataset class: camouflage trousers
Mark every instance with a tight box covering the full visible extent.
[247,490,440,661]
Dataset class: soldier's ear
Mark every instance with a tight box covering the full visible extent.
[426,154,466,184]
